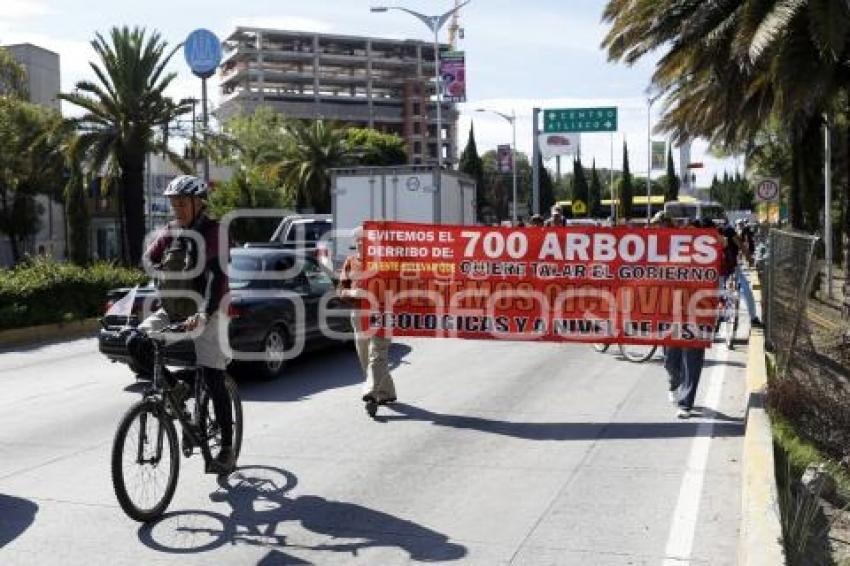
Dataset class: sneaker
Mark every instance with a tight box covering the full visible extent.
[667,391,677,404]
[751,317,763,328]
[212,446,235,474]
[677,408,691,419]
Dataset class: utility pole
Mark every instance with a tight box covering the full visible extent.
[825,114,833,299]
[532,107,541,215]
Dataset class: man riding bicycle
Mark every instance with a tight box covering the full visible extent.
[125,174,236,473]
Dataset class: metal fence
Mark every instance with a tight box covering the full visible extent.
[763,228,850,462]
[764,229,821,376]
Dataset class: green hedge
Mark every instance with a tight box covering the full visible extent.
[0,259,148,331]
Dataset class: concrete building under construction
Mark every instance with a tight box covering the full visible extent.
[217,27,459,166]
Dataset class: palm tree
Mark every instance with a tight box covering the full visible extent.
[274,120,351,212]
[59,26,189,265]
[602,0,850,232]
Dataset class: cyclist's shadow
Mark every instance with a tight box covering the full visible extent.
[138,464,466,563]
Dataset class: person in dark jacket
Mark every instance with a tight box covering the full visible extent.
[128,175,236,472]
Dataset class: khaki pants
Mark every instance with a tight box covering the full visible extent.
[139,309,230,370]
[352,313,395,401]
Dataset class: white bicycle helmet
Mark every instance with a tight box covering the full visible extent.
[163,175,208,198]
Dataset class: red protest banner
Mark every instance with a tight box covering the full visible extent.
[352,221,722,348]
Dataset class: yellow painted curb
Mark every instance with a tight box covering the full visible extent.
[738,285,786,565]
[0,318,101,349]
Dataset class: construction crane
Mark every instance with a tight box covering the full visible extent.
[447,0,465,49]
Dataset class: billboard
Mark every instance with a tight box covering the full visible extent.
[439,51,466,103]
[538,133,579,160]
[497,144,513,173]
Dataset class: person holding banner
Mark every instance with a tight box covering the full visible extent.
[663,217,711,419]
[338,226,396,417]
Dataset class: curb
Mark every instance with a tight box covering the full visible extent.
[738,285,786,565]
[0,318,101,349]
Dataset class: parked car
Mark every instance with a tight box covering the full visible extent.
[247,214,334,274]
[98,248,353,380]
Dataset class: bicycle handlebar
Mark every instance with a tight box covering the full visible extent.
[148,322,188,338]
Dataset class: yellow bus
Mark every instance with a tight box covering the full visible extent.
[555,195,702,221]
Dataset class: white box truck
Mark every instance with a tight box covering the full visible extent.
[329,166,477,270]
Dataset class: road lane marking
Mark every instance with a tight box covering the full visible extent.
[661,345,730,565]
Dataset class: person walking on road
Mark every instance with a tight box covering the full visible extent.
[663,217,710,419]
[338,226,396,417]
[719,218,762,327]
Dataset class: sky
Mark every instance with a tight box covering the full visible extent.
[1,0,739,187]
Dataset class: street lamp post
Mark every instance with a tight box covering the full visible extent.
[477,108,518,223]
[646,93,660,222]
[371,1,470,191]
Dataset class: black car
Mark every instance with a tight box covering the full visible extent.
[99,248,353,379]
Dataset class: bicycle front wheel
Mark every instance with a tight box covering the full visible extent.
[619,343,657,363]
[111,399,180,522]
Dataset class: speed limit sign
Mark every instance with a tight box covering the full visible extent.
[755,177,780,202]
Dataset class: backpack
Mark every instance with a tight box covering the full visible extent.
[720,228,738,276]
[158,235,201,320]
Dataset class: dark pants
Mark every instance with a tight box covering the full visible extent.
[664,347,706,410]
[204,368,233,449]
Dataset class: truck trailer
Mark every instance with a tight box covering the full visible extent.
[329,166,477,270]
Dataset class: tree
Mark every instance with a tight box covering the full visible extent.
[346,127,407,165]
[458,124,487,218]
[275,120,351,212]
[572,156,589,215]
[59,26,190,266]
[589,159,602,217]
[211,106,290,172]
[620,141,634,220]
[64,165,90,264]
[209,168,290,244]
[601,0,850,234]
[0,98,67,263]
[664,147,680,202]
[0,47,27,99]
[538,154,556,216]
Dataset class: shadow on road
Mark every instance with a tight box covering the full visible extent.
[237,342,412,403]
[0,493,38,548]
[378,402,744,440]
[138,464,465,563]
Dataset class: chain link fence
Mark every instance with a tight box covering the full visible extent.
[763,229,850,463]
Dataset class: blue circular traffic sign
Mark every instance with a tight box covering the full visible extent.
[184,29,221,78]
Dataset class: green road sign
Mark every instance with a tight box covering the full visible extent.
[544,107,618,133]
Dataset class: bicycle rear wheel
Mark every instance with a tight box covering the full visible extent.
[199,372,243,463]
[619,343,657,363]
[111,399,180,522]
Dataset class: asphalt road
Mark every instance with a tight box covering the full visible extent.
[0,330,749,565]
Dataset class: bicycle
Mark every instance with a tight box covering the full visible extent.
[592,342,658,363]
[110,323,244,522]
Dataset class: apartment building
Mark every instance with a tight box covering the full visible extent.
[218,28,459,166]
